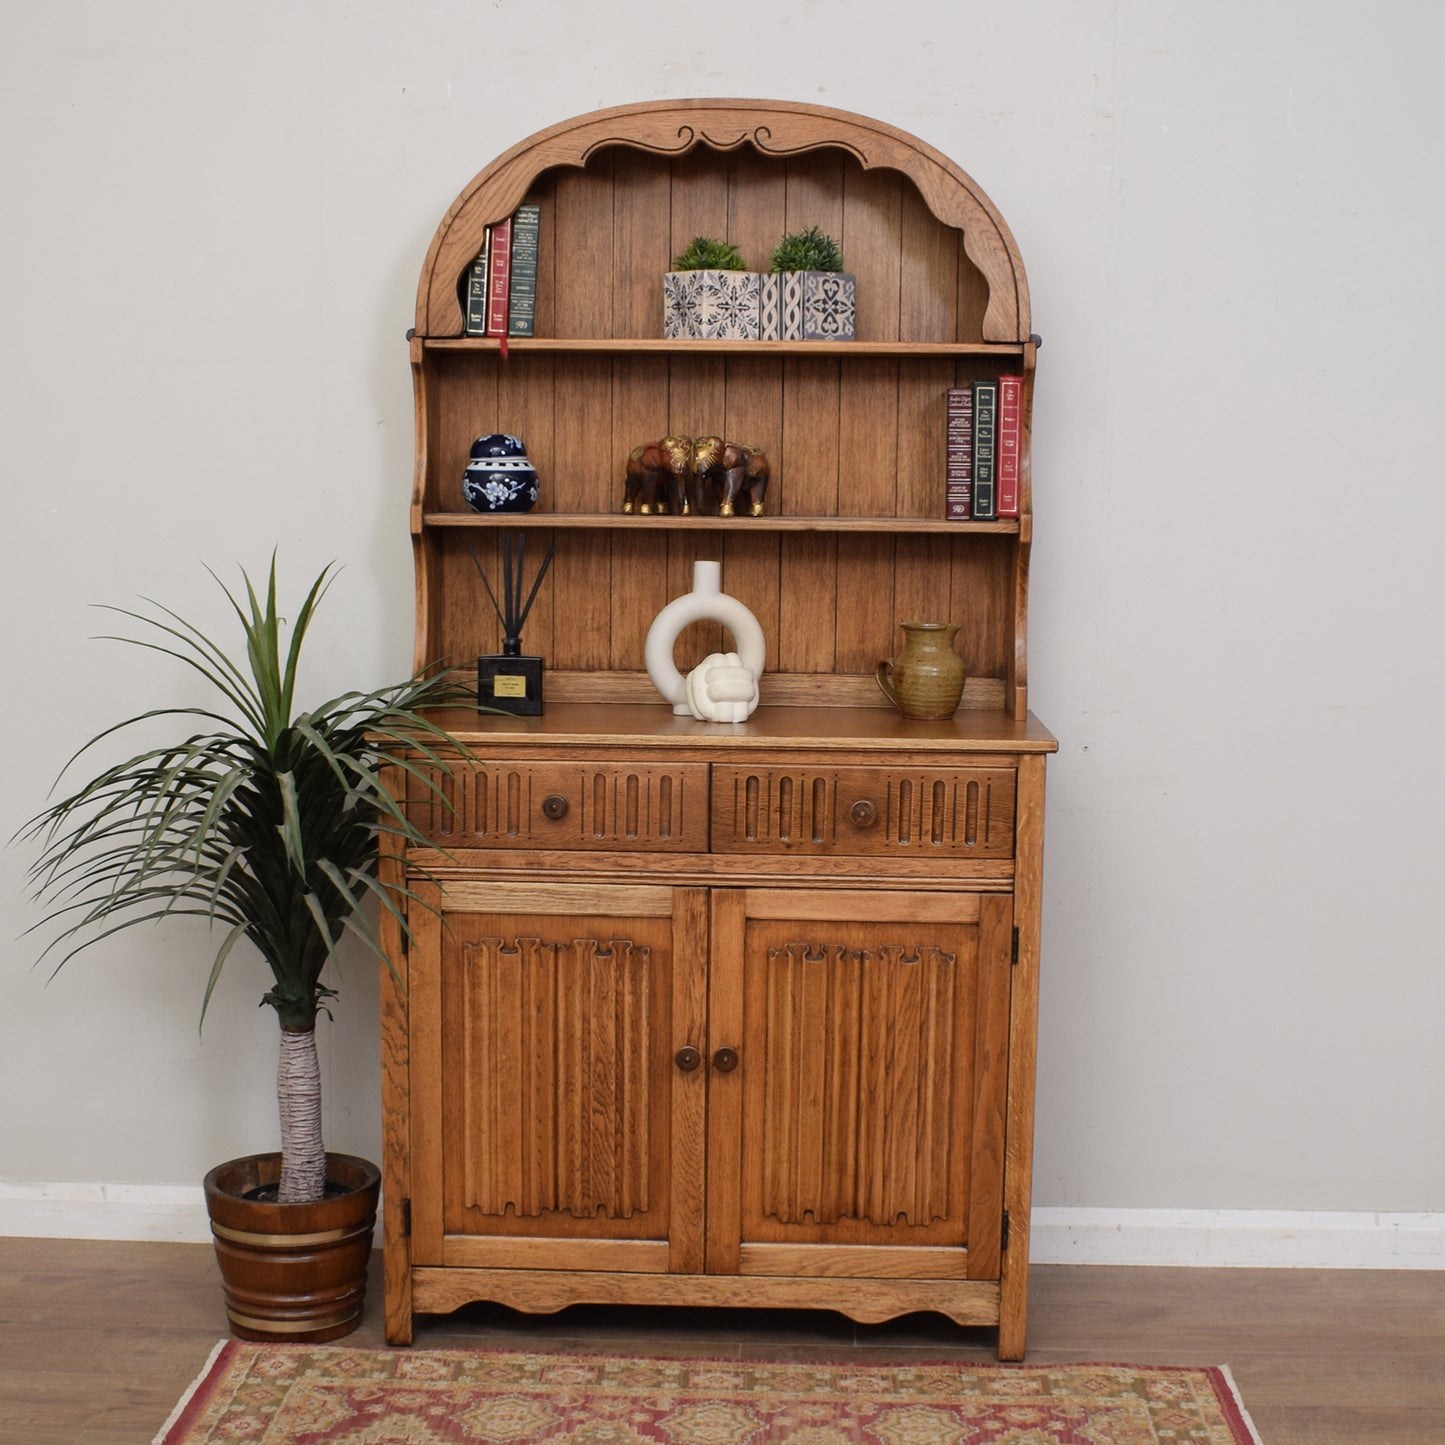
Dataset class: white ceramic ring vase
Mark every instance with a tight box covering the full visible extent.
[645,561,766,716]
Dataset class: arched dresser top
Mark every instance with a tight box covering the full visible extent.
[415,97,1030,343]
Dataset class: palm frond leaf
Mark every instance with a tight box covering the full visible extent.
[23,560,472,1033]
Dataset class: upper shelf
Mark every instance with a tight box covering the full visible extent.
[417,337,1029,359]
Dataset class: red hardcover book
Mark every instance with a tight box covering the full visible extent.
[945,385,974,519]
[996,373,1022,517]
[485,216,512,340]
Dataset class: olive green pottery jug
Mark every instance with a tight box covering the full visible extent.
[875,621,966,720]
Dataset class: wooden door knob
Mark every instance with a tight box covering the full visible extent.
[848,799,879,829]
[712,1046,739,1073]
[674,1046,701,1072]
[541,794,569,820]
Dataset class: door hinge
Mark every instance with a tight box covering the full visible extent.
[1011,927,1020,964]
[401,1198,412,1238]
[1002,1210,1011,1252]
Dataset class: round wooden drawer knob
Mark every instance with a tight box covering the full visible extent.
[674,1046,701,1072]
[541,794,569,821]
[712,1047,739,1073]
[849,799,879,829]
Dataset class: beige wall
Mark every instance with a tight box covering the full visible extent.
[1,0,1441,1218]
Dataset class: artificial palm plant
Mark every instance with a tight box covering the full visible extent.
[23,558,464,1204]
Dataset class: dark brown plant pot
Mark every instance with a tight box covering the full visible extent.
[203,1152,380,1344]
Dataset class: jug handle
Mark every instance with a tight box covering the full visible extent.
[875,658,899,706]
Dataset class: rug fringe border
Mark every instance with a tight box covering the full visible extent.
[151,1339,231,1445]
[1217,1362,1266,1445]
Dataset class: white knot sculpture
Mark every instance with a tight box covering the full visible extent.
[685,651,759,723]
[645,561,765,720]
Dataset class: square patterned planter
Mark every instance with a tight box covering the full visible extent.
[758,273,791,340]
[801,270,856,340]
[760,271,856,340]
[663,270,761,340]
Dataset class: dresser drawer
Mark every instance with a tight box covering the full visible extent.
[711,764,1016,859]
[408,760,710,851]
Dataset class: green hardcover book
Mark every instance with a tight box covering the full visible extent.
[464,235,489,337]
[508,203,540,337]
[971,379,998,519]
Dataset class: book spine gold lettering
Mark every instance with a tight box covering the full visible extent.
[945,385,974,520]
[508,203,540,338]
[971,380,998,520]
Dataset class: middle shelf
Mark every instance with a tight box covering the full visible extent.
[421,512,1027,537]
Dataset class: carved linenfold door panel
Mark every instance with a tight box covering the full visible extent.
[407,881,708,1275]
[757,940,960,1231]
[706,888,1012,1281]
[456,931,654,1221]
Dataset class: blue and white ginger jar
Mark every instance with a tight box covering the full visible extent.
[462,433,539,513]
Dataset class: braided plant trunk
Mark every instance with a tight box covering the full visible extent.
[277,1027,327,1203]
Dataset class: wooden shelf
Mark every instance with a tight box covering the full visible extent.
[419,336,1027,358]
[422,511,1024,536]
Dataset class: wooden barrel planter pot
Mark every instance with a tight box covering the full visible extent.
[203,1152,380,1343]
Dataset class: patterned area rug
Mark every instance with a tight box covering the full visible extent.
[156,1341,1263,1444]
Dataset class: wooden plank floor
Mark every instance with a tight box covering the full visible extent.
[2,1237,1443,1443]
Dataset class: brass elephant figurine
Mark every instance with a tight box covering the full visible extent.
[622,435,693,515]
[622,435,770,518]
[692,435,770,518]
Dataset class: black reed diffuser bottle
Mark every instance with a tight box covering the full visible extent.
[469,533,554,716]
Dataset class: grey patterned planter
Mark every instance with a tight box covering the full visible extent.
[801,271,856,340]
[663,270,761,340]
[759,272,855,340]
[759,273,801,340]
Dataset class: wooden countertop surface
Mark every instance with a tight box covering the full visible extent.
[412,704,1058,754]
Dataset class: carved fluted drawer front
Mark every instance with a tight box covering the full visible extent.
[711,765,1016,858]
[409,760,709,851]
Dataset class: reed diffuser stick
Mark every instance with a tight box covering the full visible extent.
[468,536,556,654]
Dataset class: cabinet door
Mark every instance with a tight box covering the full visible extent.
[707,888,1012,1282]
[408,880,708,1276]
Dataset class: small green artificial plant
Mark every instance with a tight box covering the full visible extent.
[671,235,749,272]
[21,558,465,1205]
[769,224,845,273]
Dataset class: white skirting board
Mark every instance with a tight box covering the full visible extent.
[1028,1207,1445,1269]
[0,1182,214,1244]
[1,1186,1443,1268]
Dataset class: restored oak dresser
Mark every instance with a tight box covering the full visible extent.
[380,98,1056,1359]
